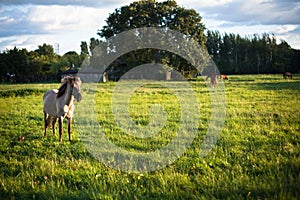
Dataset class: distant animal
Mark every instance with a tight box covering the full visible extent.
[43,76,82,142]
[283,72,292,79]
[220,74,228,80]
[206,73,218,88]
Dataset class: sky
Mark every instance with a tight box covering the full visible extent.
[0,0,300,55]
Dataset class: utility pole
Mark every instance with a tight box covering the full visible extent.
[54,43,59,54]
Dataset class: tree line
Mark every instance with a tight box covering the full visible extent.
[81,0,300,77]
[0,44,86,82]
[206,30,300,74]
[1,0,299,82]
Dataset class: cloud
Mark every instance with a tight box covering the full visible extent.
[0,0,132,8]
[0,4,111,53]
[0,35,53,52]
[175,0,300,49]
[0,0,299,52]
[275,25,297,35]
[0,5,110,36]
[0,1,131,53]
[179,0,300,25]
[275,25,300,49]
[0,5,36,37]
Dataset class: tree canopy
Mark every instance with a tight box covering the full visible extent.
[99,0,206,47]
[90,0,207,78]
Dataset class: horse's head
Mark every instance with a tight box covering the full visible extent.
[71,77,82,102]
[61,76,82,102]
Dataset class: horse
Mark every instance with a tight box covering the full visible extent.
[206,73,218,88]
[220,74,228,80]
[283,72,292,79]
[43,76,82,142]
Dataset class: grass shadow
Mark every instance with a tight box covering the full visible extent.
[249,81,300,91]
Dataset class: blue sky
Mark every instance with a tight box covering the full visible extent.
[0,0,299,54]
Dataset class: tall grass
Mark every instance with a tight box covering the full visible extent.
[0,75,299,199]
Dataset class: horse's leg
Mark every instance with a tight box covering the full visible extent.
[44,111,47,136]
[52,118,58,135]
[44,111,51,136]
[58,116,63,142]
[68,117,72,142]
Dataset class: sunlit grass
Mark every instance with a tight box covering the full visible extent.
[0,74,299,199]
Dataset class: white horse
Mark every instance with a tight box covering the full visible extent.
[43,76,82,142]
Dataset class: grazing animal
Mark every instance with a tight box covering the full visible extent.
[283,72,292,79]
[206,73,218,88]
[220,74,228,80]
[43,76,82,142]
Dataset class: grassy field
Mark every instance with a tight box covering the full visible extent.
[0,74,299,199]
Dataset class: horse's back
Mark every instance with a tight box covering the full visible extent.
[43,89,58,116]
[283,72,292,79]
[44,89,58,98]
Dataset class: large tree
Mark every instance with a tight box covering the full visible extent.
[92,0,206,77]
[99,0,206,46]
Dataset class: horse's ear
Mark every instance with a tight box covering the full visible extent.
[61,76,68,83]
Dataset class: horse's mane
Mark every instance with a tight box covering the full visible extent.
[57,81,68,98]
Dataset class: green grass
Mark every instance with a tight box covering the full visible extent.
[0,74,299,199]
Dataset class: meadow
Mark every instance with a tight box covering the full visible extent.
[0,74,299,199]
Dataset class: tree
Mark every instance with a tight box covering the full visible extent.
[50,51,84,74]
[206,30,221,59]
[35,43,55,57]
[32,43,62,75]
[291,49,300,73]
[89,38,100,56]
[80,41,89,55]
[205,31,298,75]
[99,0,205,46]
[5,47,29,75]
[93,0,206,77]
[62,51,82,69]
[272,39,293,73]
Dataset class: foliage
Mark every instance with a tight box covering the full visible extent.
[0,75,299,199]
[0,44,85,82]
[0,88,45,98]
[99,0,205,46]
[206,31,300,74]
[82,0,206,76]
[80,41,89,56]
